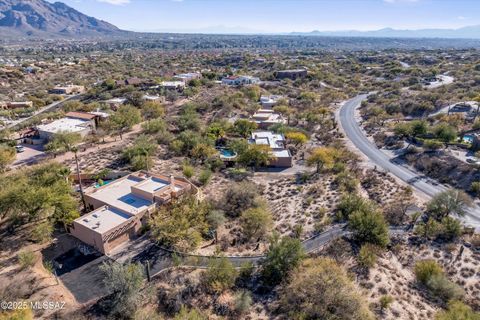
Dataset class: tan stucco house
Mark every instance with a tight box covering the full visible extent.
[70,171,195,255]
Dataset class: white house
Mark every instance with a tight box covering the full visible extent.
[174,72,202,83]
[249,131,292,167]
[160,81,185,90]
[222,75,260,86]
[260,95,284,108]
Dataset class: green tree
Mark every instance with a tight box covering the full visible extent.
[415,218,442,240]
[110,105,142,139]
[427,190,472,220]
[349,209,389,247]
[142,118,167,134]
[204,256,237,293]
[100,261,144,318]
[410,120,428,137]
[336,193,374,221]
[240,206,273,241]
[279,258,374,320]
[433,123,457,143]
[261,234,305,286]
[285,131,308,147]
[149,196,209,251]
[141,101,164,119]
[237,144,274,170]
[233,119,258,138]
[307,147,338,173]
[45,132,86,210]
[123,135,157,171]
[206,121,230,140]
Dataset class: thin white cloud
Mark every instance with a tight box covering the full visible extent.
[458,16,468,20]
[97,0,130,5]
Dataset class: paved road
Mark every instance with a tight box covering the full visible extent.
[339,95,480,231]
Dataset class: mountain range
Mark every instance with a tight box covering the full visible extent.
[0,0,124,38]
[290,26,480,39]
[1,0,480,40]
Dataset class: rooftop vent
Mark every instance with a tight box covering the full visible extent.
[92,214,99,218]
[83,219,90,223]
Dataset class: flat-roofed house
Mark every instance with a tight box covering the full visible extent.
[1,101,33,109]
[251,109,287,129]
[36,117,94,140]
[70,171,195,254]
[174,72,202,83]
[275,69,307,80]
[260,95,283,108]
[49,85,85,95]
[249,131,292,167]
[104,97,127,110]
[222,75,260,86]
[160,81,185,90]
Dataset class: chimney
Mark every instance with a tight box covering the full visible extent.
[170,175,175,191]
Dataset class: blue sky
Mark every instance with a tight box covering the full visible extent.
[54,0,480,33]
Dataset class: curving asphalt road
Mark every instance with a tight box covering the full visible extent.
[339,95,480,231]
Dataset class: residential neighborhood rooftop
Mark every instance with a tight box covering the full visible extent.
[36,117,91,135]
[87,175,153,215]
[76,206,131,235]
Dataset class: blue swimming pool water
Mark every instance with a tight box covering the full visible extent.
[463,135,474,143]
[95,179,113,188]
[220,149,236,157]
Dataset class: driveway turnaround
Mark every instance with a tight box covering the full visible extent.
[338,94,480,231]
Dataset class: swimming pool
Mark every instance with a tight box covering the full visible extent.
[218,148,237,159]
[463,135,474,144]
[94,179,113,188]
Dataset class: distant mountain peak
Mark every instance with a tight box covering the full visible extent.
[0,0,124,38]
[291,25,480,39]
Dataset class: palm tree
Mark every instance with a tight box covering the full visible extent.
[46,132,86,211]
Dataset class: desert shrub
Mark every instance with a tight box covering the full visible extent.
[423,139,444,151]
[174,306,207,320]
[415,259,463,302]
[149,196,209,251]
[280,258,374,320]
[358,244,379,269]
[240,206,273,241]
[435,300,480,320]
[204,257,237,293]
[182,164,194,178]
[234,290,253,315]
[261,234,305,286]
[349,209,389,248]
[379,295,394,313]
[18,251,36,269]
[427,274,464,302]
[415,259,444,285]
[221,182,260,217]
[198,169,212,186]
[31,221,54,243]
[100,261,144,318]
[336,193,374,221]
